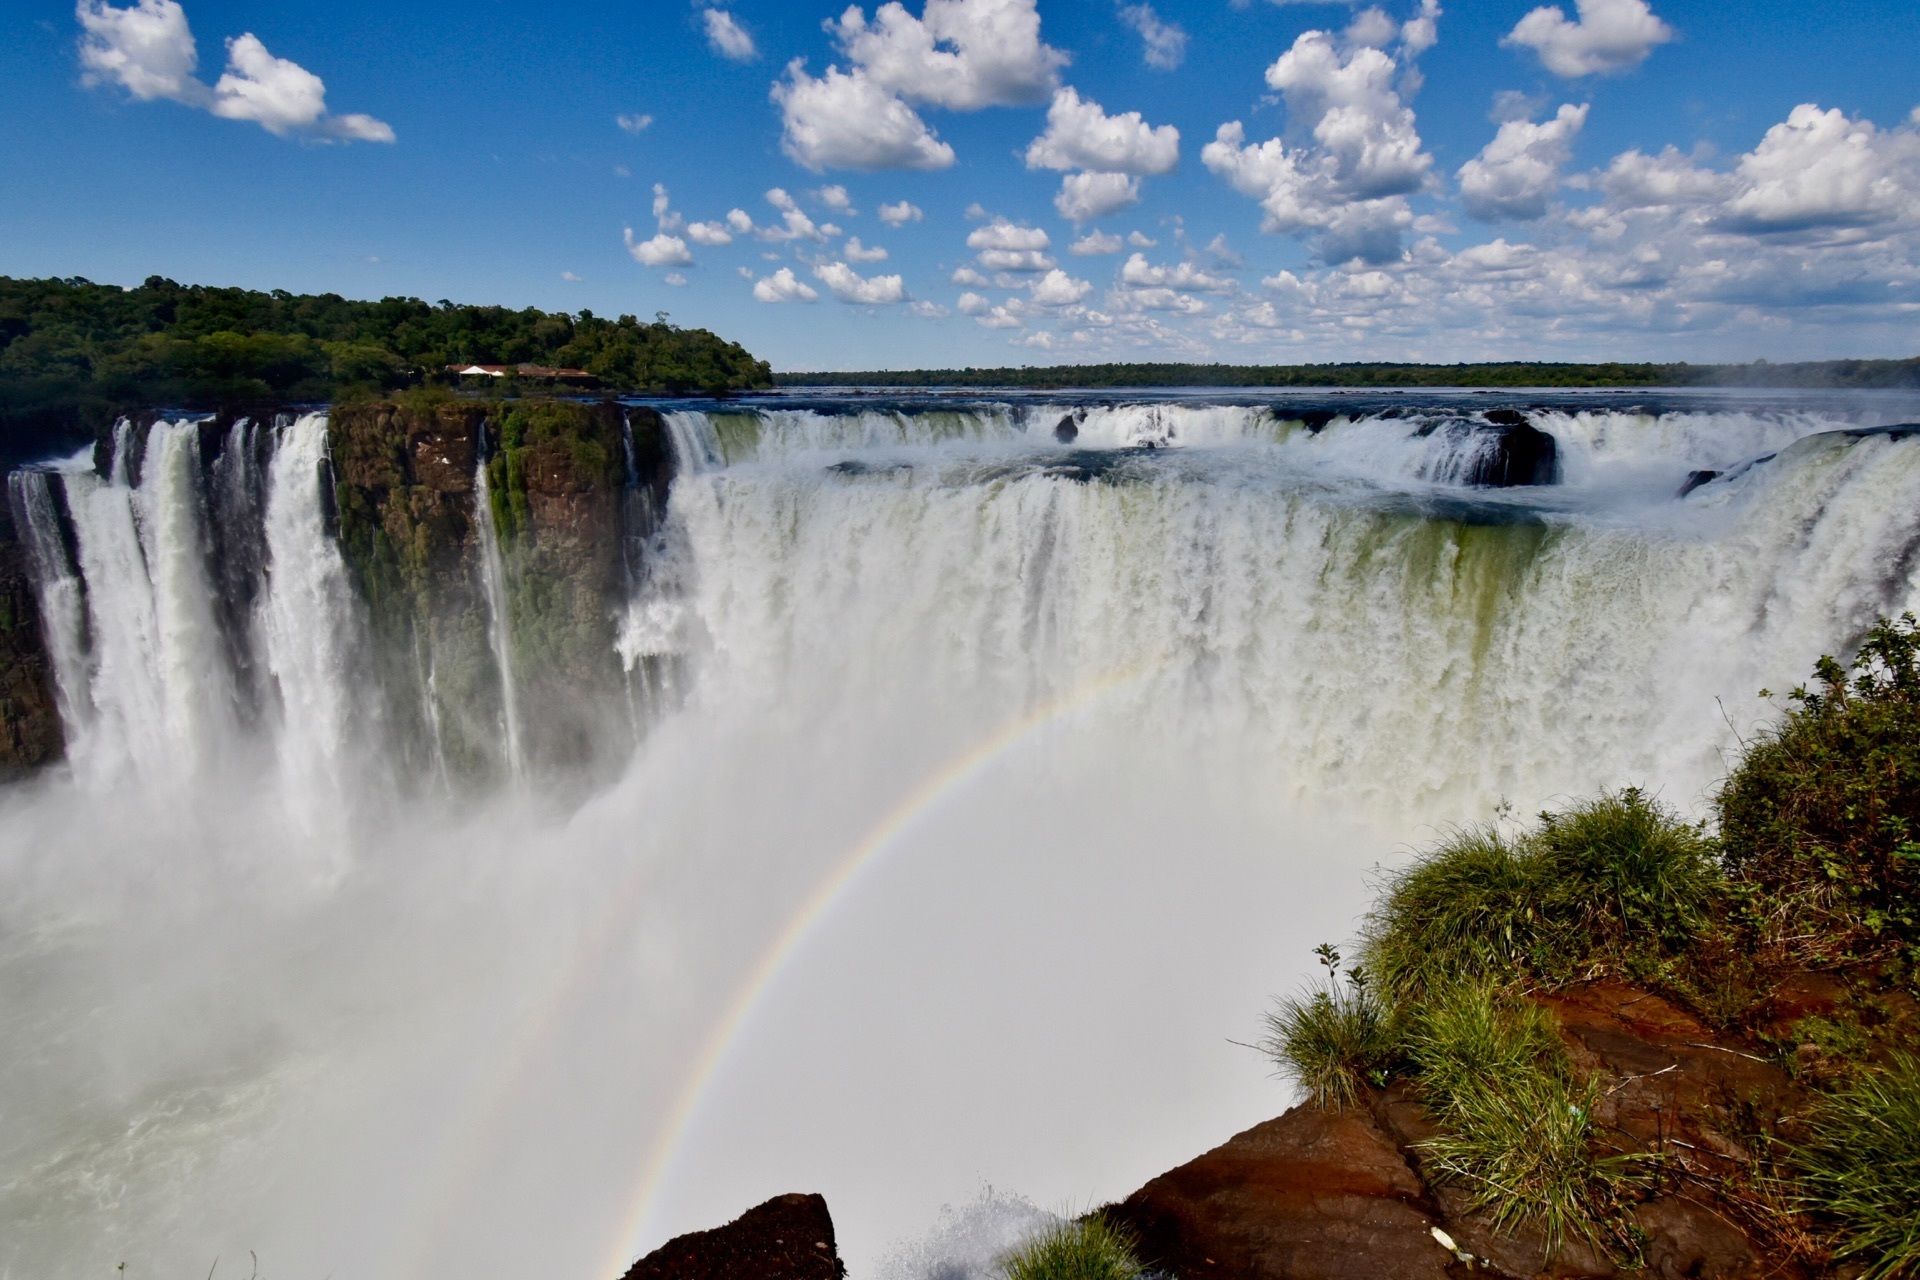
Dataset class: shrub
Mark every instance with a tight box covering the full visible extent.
[1363,792,1723,1003]
[1264,969,1398,1109]
[1001,1216,1147,1280]
[1720,614,1920,965]
[1790,1053,1920,1278]
[1362,825,1544,1003]
[1409,981,1639,1257]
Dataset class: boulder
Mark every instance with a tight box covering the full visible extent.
[1483,408,1531,429]
[619,1193,845,1280]
[1105,1105,1457,1280]
[1678,469,1720,497]
[1465,421,1559,487]
[1054,412,1080,444]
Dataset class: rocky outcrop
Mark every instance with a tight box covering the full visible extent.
[618,1193,845,1280]
[0,496,61,774]
[1466,418,1559,487]
[330,397,652,779]
[1106,979,1833,1280]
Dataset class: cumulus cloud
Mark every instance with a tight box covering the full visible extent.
[1030,268,1094,306]
[624,227,694,267]
[1503,0,1673,77]
[1595,145,1722,208]
[773,61,956,172]
[616,112,653,134]
[702,8,758,61]
[844,236,890,262]
[1025,87,1179,175]
[651,183,684,232]
[753,267,819,302]
[829,0,1067,111]
[1071,229,1125,255]
[1457,102,1588,220]
[77,0,392,141]
[1717,104,1919,234]
[1055,171,1142,223]
[813,260,909,303]
[951,266,990,286]
[686,220,735,246]
[1118,2,1187,71]
[1119,252,1235,292]
[1128,230,1157,247]
[815,184,857,213]
[1202,27,1432,262]
[878,200,924,225]
[726,208,756,234]
[967,218,1055,271]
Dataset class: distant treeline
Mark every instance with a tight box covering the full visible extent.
[0,275,772,464]
[780,359,1920,391]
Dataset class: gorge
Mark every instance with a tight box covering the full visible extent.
[3,388,1920,1278]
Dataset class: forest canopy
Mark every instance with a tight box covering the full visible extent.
[0,275,772,460]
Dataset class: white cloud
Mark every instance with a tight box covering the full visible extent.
[1024,86,1179,175]
[702,8,758,62]
[1127,230,1157,247]
[878,200,925,225]
[957,290,991,314]
[829,0,1067,111]
[1718,104,1919,234]
[686,220,735,246]
[1504,0,1673,78]
[1030,268,1093,306]
[908,299,950,318]
[624,228,694,267]
[951,266,990,285]
[1457,102,1588,220]
[844,236,890,262]
[664,272,689,287]
[753,267,820,302]
[1117,3,1188,71]
[561,271,582,282]
[1345,7,1399,49]
[1055,171,1141,223]
[968,218,1055,270]
[1201,29,1432,263]
[1071,230,1124,255]
[753,188,833,242]
[815,184,857,213]
[616,112,653,134]
[76,0,203,103]
[975,303,1024,328]
[78,2,393,142]
[651,182,684,232]
[1597,146,1724,209]
[773,61,956,172]
[1119,252,1235,292]
[726,208,755,234]
[813,260,909,303]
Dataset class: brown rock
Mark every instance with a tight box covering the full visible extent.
[1106,1104,1460,1280]
[618,1193,845,1280]
[1634,1198,1771,1280]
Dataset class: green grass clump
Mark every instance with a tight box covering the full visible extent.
[1720,613,1920,967]
[1790,1053,1920,1277]
[1410,981,1638,1258]
[1001,1216,1147,1280]
[1264,975,1397,1110]
[1363,790,1721,1003]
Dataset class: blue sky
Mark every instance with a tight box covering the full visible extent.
[4,0,1918,369]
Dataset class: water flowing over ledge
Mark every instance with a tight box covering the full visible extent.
[2,389,1919,1278]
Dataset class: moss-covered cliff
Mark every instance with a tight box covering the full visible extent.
[329,396,662,780]
[0,497,61,774]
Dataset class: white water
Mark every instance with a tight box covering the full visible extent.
[473,436,527,782]
[4,392,1920,1279]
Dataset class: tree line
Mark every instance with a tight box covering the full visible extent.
[780,359,1920,391]
[0,275,772,464]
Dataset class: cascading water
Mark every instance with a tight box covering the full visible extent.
[473,425,526,782]
[4,389,1920,1280]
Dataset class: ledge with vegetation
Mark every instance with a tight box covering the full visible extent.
[0,275,772,465]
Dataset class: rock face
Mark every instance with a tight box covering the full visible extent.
[1466,419,1559,487]
[329,397,648,779]
[1107,979,1822,1280]
[619,1193,846,1280]
[0,496,61,774]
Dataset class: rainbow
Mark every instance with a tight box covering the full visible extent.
[592,666,1151,1278]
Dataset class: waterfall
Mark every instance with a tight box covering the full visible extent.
[6,390,1920,1280]
[473,426,526,781]
[258,412,363,819]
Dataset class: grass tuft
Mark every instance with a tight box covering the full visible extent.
[1409,981,1642,1259]
[1000,1215,1148,1280]
[1263,976,1397,1110]
[1790,1053,1920,1278]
